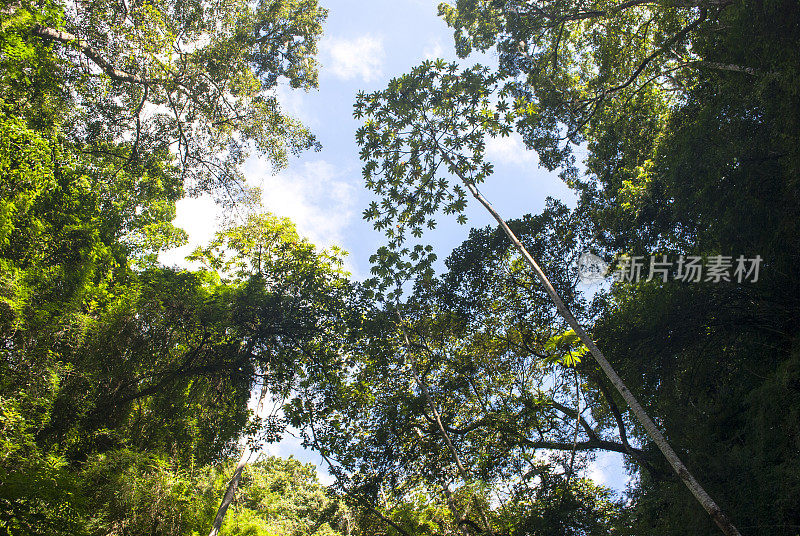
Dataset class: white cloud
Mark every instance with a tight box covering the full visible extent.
[484,133,538,166]
[158,195,222,268]
[588,457,610,486]
[253,160,356,250]
[422,38,444,60]
[276,83,317,128]
[323,35,385,83]
[160,159,357,272]
[588,451,631,491]
[316,466,335,486]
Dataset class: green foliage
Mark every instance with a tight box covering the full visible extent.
[290,202,636,535]
[189,212,349,284]
[351,1,800,534]
[384,492,452,536]
[1,0,340,530]
[0,109,54,250]
[80,449,210,536]
[438,0,710,171]
[220,457,349,536]
[0,450,348,536]
[496,471,624,536]
[4,0,800,533]
[4,0,327,203]
[544,329,588,367]
[356,61,502,299]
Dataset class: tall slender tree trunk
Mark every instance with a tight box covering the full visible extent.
[443,155,742,536]
[208,383,268,536]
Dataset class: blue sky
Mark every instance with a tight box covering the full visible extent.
[160,0,628,493]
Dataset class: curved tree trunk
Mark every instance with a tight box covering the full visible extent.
[443,156,741,536]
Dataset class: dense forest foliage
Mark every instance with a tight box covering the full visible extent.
[1,0,799,535]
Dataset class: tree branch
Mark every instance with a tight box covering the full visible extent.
[31,25,150,84]
[435,147,742,536]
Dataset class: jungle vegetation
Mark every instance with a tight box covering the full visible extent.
[1,0,798,535]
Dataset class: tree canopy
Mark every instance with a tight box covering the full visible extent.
[2,0,800,535]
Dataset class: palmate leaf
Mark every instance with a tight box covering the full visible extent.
[355,61,510,299]
[543,329,588,367]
